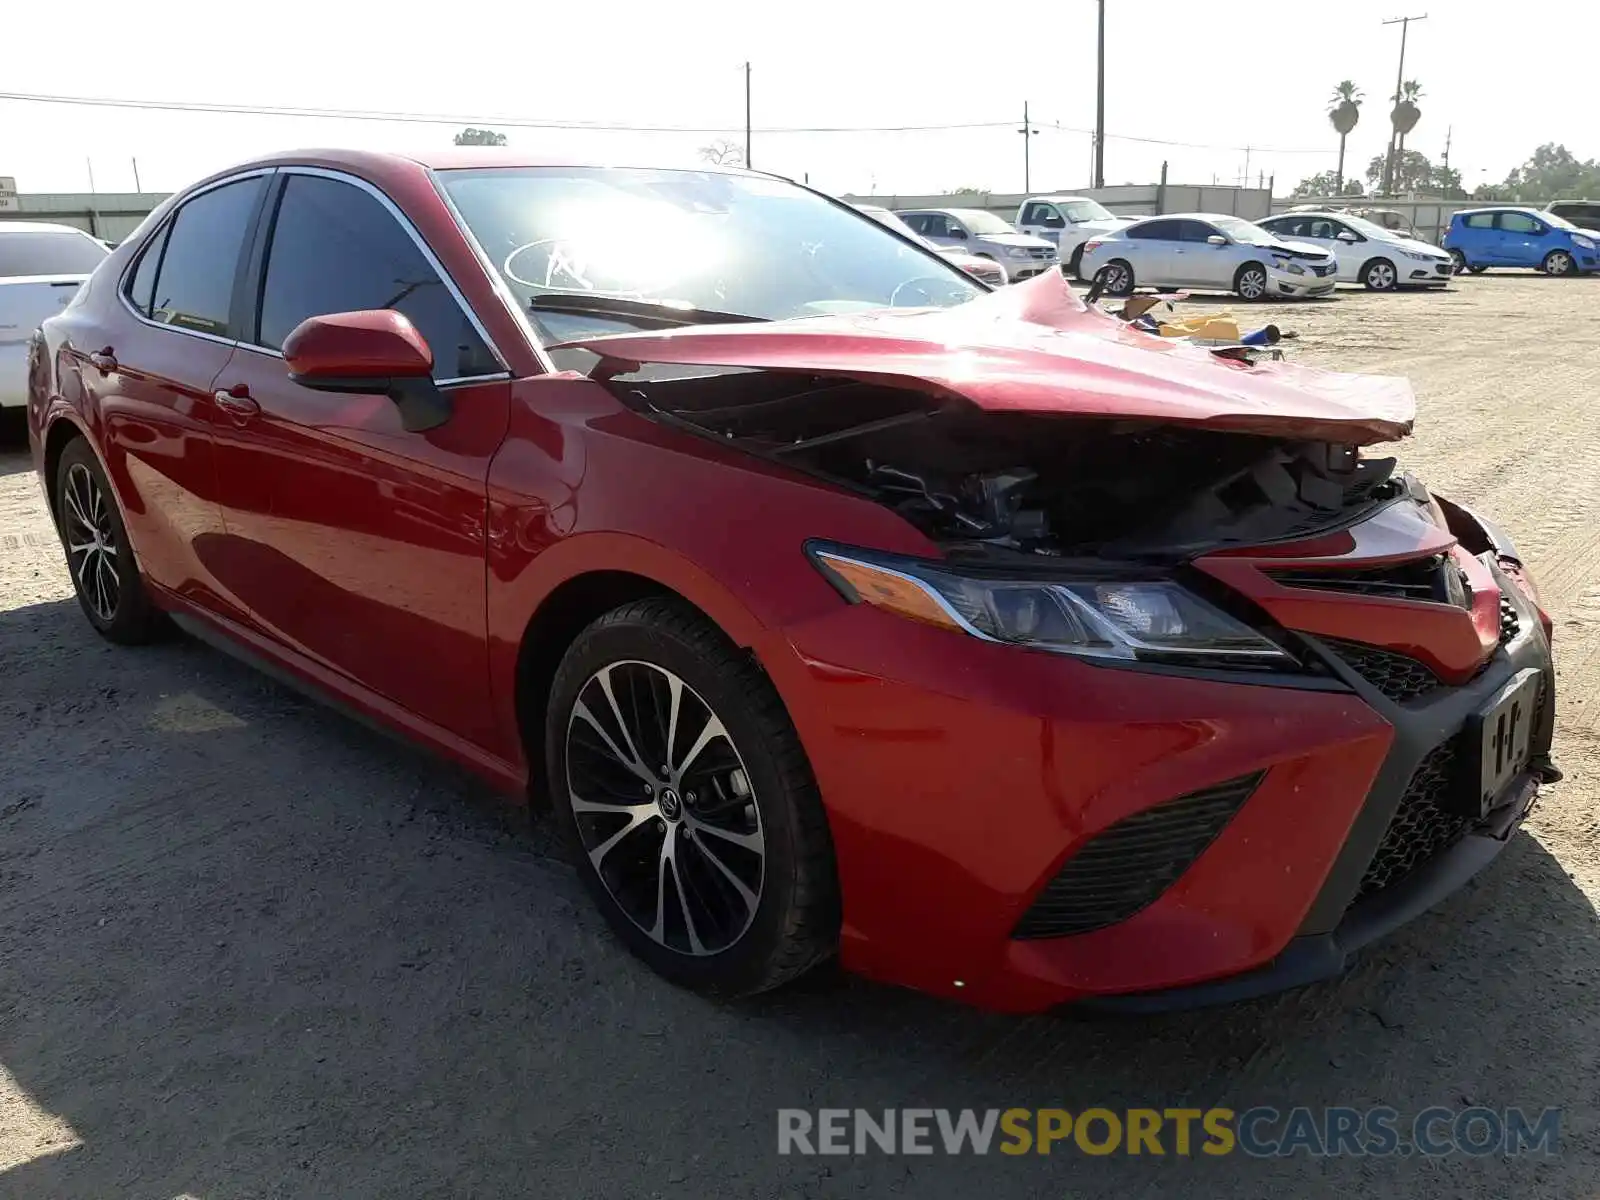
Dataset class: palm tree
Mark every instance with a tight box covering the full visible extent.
[1328,81,1363,193]
[1392,80,1423,154]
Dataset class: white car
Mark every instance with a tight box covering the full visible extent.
[1079,213,1337,301]
[1,222,110,411]
[1014,195,1135,278]
[893,208,1057,283]
[852,204,1008,288]
[1256,211,1453,291]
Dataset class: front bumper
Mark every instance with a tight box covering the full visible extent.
[768,503,1553,1013]
[1270,263,1338,297]
[1000,254,1058,283]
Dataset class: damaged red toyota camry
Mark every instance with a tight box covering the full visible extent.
[27,151,1557,1013]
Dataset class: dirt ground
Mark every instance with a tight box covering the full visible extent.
[2,274,1599,1199]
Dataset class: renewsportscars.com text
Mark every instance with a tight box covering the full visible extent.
[777,1106,1560,1158]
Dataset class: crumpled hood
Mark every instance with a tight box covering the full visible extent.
[556,271,1416,444]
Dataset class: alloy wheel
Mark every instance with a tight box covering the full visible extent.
[1238,267,1266,299]
[1367,261,1397,290]
[1100,263,1131,294]
[62,462,121,622]
[565,660,765,957]
[1449,249,1467,274]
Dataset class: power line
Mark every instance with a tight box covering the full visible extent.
[0,89,1338,155]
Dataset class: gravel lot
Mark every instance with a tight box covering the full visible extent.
[3,275,1599,1199]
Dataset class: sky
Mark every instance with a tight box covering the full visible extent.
[2,0,1591,201]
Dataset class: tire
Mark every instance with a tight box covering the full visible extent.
[1362,258,1399,291]
[1095,259,1134,296]
[1066,245,1085,280]
[545,597,840,997]
[1234,262,1269,301]
[1468,266,1488,274]
[54,437,165,644]
[1448,248,1469,274]
[1542,249,1577,276]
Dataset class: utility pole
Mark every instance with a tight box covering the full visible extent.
[1379,14,1427,195]
[131,157,141,192]
[1092,0,1106,188]
[1242,146,1252,187]
[1017,101,1038,193]
[743,62,752,169]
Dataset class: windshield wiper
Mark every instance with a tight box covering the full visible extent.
[528,293,766,328]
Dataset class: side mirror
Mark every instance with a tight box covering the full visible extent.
[1207,234,1228,246]
[1337,231,1358,243]
[283,310,452,433]
[947,227,969,240]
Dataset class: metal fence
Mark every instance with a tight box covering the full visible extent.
[840,184,1273,223]
[0,192,169,243]
[1267,196,1483,246]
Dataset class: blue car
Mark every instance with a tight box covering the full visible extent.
[1444,206,1600,276]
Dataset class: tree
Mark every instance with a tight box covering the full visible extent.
[1327,81,1363,193]
[453,127,507,147]
[698,139,744,167]
[1495,143,1600,201]
[946,186,992,196]
[1368,149,1435,194]
[1391,80,1423,150]
[1291,170,1364,199]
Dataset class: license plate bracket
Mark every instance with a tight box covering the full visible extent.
[1453,668,1543,818]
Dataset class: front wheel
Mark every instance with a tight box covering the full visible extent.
[1362,258,1399,291]
[1235,262,1269,301]
[54,437,165,644]
[1449,248,1469,274]
[1543,249,1577,276]
[1066,245,1085,280]
[545,597,840,997]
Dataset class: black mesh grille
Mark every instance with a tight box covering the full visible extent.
[1268,555,1456,603]
[1353,743,1473,901]
[1499,595,1520,647]
[1012,773,1263,939]
[1323,638,1444,704]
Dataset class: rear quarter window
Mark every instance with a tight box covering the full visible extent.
[1463,213,1497,229]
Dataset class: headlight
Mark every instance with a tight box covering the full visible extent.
[1005,246,1033,259]
[1402,249,1434,261]
[809,546,1294,666]
[1574,235,1595,250]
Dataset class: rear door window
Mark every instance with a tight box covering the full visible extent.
[255,173,497,380]
[1463,212,1497,229]
[1129,220,1180,241]
[0,230,109,278]
[148,176,266,337]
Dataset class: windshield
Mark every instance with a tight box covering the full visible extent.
[1334,214,1396,240]
[1213,216,1277,246]
[0,230,109,278]
[437,169,981,339]
[1061,200,1115,223]
[946,209,1017,236]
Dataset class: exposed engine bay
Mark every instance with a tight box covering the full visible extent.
[610,368,1406,559]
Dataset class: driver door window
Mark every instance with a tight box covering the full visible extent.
[255,174,497,380]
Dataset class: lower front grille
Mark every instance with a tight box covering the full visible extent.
[1323,638,1444,704]
[1353,742,1473,901]
[1499,595,1521,646]
[1013,773,1263,939]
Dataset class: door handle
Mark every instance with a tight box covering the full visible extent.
[213,384,261,418]
[88,347,117,374]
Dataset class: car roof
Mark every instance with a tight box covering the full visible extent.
[0,220,99,236]
[1025,195,1094,204]
[1128,212,1234,223]
[1454,205,1542,216]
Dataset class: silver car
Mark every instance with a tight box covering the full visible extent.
[894,208,1057,282]
[1079,213,1337,301]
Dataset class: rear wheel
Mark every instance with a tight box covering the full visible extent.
[1542,249,1576,276]
[545,597,839,996]
[54,438,164,644]
[1362,258,1399,291]
[1095,259,1134,296]
[1234,262,1269,301]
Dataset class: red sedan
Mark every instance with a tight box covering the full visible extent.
[25,150,1557,1012]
